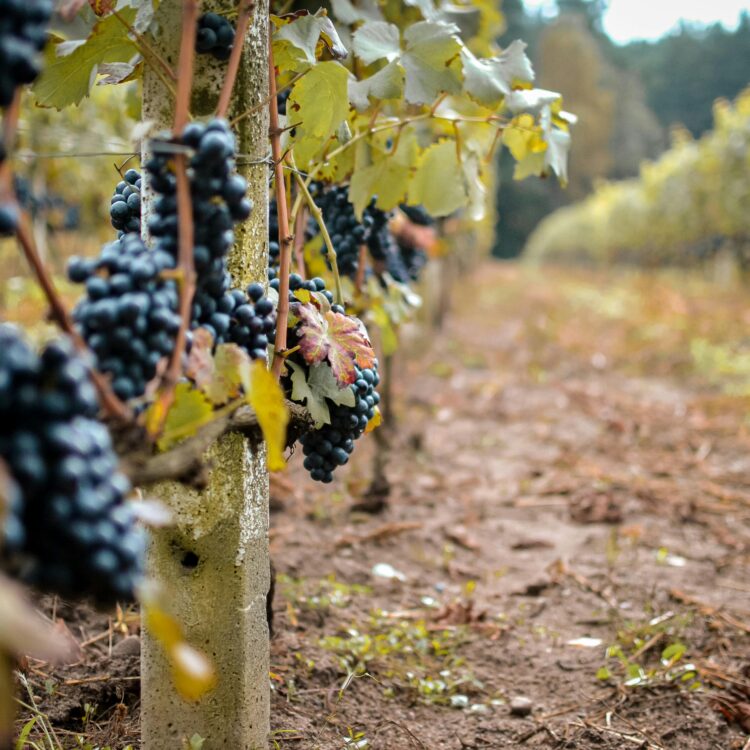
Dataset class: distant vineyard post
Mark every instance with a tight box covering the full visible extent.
[139,1,271,747]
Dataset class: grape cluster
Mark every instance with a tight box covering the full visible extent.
[269,270,345,314]
[0,326,145,603]
[213,282,276,361]
[145,118,253,335]
[68,234,180,402]
[367,207,410,283]
[398,243,428,281]
[317,186,374,277]
[110,168,142,237]
[195,13,235,60]
[0,0,52,107]
[399,204,435,227]
[299,364,380,483]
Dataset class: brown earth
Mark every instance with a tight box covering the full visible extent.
[15,262,750,749]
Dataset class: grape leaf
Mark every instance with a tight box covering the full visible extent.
[288,360,331,426]
[407,140,467,217]
[273,14,348,73]
[157,383,214,451]
[185,330,248,406]
[349,60,405,111]
[502,113,546,161]
[246,360,289,472]
[505,88,560,115]
[462,40,535,105]
[294,303,376,386]
[365,406,382,433]
[330,0,383,25]
[308,362,356,407]
[401,21,462,104]
[289,61,350,140]
[349,158,411,217]
[33,9,139,109]
[352,21,400,65]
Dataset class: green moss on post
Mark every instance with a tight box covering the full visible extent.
[139,1,271,747]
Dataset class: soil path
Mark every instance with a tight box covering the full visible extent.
[269,262,750,749]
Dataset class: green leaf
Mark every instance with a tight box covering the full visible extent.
[288,360,331,427]
[349,60,405,111]
[330,0,384,24]
[289,61,350,140]
[407,140,467,216]
[352,21,400,65]
[595,666,611,680]
[461,41,534,107]
[661,642,687,665]
[274,15,327,67]
[505,88,560,115]
[157,383,214,451]
[308,362,356,408]
[33,9,139,109]
[401,21,462,105]
[349,158,411,217]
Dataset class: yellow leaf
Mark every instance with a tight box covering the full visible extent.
[169,642,217,702]
[365,406,382,434]
[247,361,289,472]
[502,114,547,162]
[156,383,215,451]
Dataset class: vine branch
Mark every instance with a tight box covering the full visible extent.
[269,38,293,378]
[15,216,131,421]
[150,0,198,432]
[216,0,256,119]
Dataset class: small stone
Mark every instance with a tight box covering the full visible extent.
[509,695,533,717]
[112,635,141,657]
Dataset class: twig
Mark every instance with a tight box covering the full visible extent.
[291,169,343,305]
[112,9,177,97]
[216,0,256,118]
[15,215,131,421]
[355,244,367,293]
[269,38,293,378]
[150,0,198,433]
[230,69,309,127]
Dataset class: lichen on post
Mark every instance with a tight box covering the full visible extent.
[139,1,271,747]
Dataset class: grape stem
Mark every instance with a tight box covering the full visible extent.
[151,0,198,433]
[292,169,344,306]
[216,0,256,119]
[269,38,294,379]
[230,69,310,128]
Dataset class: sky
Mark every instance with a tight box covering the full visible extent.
[522,0,750,44]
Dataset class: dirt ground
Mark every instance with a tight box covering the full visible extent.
[15,262,750,749]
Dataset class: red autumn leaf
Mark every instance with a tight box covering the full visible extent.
[294,303,376,386]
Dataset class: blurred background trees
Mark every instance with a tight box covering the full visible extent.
[493,0,750,259]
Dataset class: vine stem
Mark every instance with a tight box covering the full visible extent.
[292,169,343,306]
[216,0,256,119]
[150,0,198,430]
[230,69,309,128]
[292,205,307,279]
[15,215,131,421]
[269,38,293,379]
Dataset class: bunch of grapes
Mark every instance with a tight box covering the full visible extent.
[316,186,374,277]
[0,0,52,107]
[367,208,410,283]
[398,243,428,281]
[145,118,253,335]
[269,270,345,314]
[68,234,181,402]
[299,364,380,483]
[0,326,145,603]
[195,13,235,60]
[110,168,142,237]
[214,282,276,361]
[268,198,280,269]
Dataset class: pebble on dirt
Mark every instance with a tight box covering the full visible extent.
[510,696,534,717]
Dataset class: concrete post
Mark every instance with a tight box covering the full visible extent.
[139,2,271,748]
